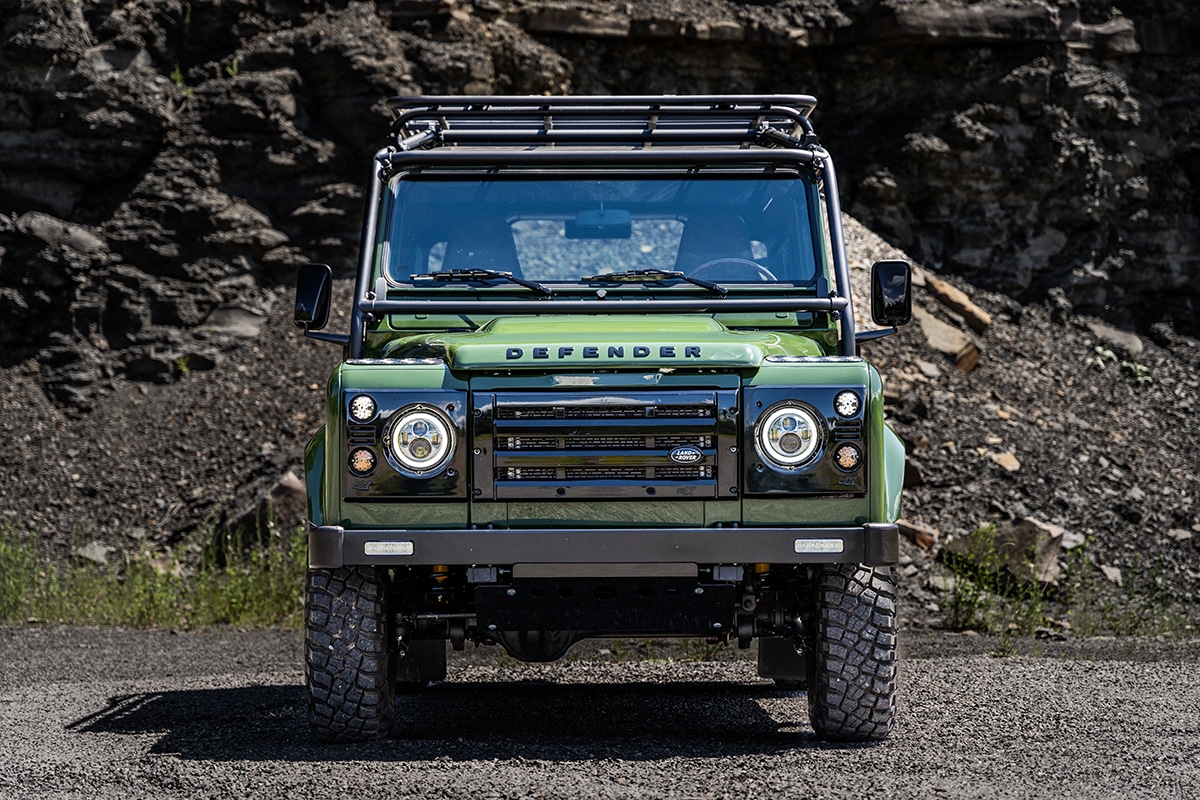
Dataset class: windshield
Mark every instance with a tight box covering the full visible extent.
[381,175,827,290]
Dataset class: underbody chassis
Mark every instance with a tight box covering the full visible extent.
[307,520,898,658]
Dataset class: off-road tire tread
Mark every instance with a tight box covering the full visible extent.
[807,563,897,742]
[305,566,395,743]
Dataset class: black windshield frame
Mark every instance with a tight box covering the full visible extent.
[348,147,858,358]
[378,171,829,296]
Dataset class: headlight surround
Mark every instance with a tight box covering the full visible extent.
[386,404,456,476]
[755,402,823,469]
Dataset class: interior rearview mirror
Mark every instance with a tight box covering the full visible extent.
[566,207,632,239]
[295,263,333,331]
[870,259,912,328]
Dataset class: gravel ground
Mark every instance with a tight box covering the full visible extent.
[1,626,1197,800]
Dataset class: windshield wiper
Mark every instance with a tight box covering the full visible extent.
[410,268,551,296]
[581,269,727,296]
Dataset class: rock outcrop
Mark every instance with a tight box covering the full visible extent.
[2,0,1198,409]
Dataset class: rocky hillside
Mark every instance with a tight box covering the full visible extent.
[0,0,1197,621]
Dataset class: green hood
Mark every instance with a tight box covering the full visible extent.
[380,315,828,369]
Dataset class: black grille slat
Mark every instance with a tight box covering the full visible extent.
[496,405,716,421]
[498,435,719,451]
[564,466,646,480]
[499,436,558,450]
[503,467,558,480]
[653,406,714,418]
[564,435,648,450]
[496,407,558,420]
[564,406,645,419]
[655,466,713,480]
[653,434,714,449]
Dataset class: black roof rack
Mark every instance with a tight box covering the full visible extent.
[385,95,820,151]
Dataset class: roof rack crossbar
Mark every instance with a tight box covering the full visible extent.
[387,94,818,147]
[387,94,818,113]
[423,129,791,147]
[393,106,810,130]
[383,147,819,168]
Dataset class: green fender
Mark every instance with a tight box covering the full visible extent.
[304,427,327,528]
[867,364,905,524]
[880,423,905,523]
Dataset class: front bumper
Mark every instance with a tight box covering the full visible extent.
[308,523,899,569]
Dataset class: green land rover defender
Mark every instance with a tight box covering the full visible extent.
[294,95,912,744]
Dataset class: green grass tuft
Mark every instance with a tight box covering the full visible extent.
[939,525,1049,641]
[936,532,1198,642]
[0,526,306,629]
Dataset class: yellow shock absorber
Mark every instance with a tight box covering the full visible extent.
[430,565,452,602]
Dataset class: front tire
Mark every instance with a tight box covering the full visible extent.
[806,563,897,742]
[305,566,396,742]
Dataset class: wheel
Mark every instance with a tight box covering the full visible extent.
[689,258,776,282]
[305,566,396,742]
[806,563,897,742]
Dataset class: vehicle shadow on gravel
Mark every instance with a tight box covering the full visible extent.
[67,681,877,761]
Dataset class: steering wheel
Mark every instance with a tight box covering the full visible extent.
[689,258,777,282]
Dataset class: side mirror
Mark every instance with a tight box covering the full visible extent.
[870,259,912,328]
[295,263,332,332]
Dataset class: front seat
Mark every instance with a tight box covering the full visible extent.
[673,212,754,273]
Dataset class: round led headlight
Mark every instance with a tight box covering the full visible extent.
[833,443,862,472]
[348,448,377,476]
[387,405,455,475]
[834,390,861,419]
[348,394,378,423]
[756,403,822,468]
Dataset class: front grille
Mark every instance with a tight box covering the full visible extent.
[474,389,738,500]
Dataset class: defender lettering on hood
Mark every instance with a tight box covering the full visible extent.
[505,345,703,360]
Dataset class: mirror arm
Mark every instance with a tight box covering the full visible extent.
[305,330,351,345]
[854,327,897,345]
